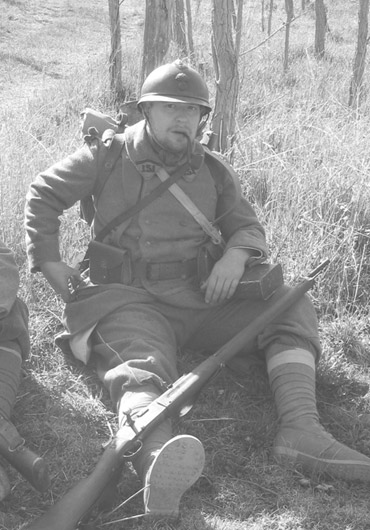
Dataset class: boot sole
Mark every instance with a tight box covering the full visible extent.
[274,445,370,482]
[144,434,205,518]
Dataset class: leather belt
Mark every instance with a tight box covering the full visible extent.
[132,258,198,281]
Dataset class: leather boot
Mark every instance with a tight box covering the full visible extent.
[118,385,205,517]
[0,345,50,492]
[267,348,370,482]
[0,416,50,492]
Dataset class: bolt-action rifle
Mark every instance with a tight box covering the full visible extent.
[24,260,329,530]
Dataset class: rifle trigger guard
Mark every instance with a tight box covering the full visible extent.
[123,439,142,460]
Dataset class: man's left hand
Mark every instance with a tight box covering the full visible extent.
[201,248,253,304]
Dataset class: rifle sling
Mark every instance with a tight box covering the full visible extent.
[94,162,191,242]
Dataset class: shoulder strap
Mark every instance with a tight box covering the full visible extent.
[80,133,126,225]
[95,162,191,242]
[156,167,224,246]
[94,132,126,200]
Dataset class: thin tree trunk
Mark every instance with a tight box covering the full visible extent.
[349,0,370,109]
[268,0,274,35]
[211,0,243,157]
[185,0,195,60]
[108,0,123,99]
[314,0,326,58]
[235,0,243,57]
[284,0,294,72]
[141,0,171,86]
[172,0,187,57]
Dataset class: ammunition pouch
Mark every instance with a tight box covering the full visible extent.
[87,240,132,285]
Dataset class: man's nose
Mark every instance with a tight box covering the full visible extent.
[175,107,188,120]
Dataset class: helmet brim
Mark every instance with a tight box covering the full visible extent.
[138,94,212,112]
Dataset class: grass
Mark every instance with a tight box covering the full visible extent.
[1,0,370,529]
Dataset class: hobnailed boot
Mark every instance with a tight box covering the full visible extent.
[267,348,370,482]
[0,345,50,492]
[0,416,50,492]
[119,385,205,518]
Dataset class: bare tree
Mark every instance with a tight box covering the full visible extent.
[172,0,187,57]
[268,0,274,35]
[315,0,327,58]
[185,0,195,60]
[141,0,172,86]
[349,0,370,109]
[210,0,243,157]
[284,0,294,72]
[108,0,123,99]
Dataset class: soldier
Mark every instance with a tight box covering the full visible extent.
[25,60,370,518]
[0,240,49,498]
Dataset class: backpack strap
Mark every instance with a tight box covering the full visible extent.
[80,132,126,225]
[94,133,126,200]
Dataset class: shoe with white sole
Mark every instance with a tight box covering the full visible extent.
[144,434,205,518]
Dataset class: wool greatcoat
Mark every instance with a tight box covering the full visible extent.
[25,120,321,408]
[0,240,29,357]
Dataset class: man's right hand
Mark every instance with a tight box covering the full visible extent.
[40,261,82,303]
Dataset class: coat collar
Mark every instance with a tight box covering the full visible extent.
[124,120,205,182]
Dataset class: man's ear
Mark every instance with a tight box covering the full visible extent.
[196,112,210,137]
[140,102,152,122]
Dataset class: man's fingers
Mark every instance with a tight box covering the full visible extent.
[226,279,239,299]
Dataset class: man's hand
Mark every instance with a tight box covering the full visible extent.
[40,261,82,303]
[201,248,253,304]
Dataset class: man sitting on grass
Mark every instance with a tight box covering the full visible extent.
[25,60,370,519]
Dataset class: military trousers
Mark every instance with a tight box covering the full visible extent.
[89,281,321,409]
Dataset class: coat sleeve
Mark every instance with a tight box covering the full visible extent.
[25,143,100,272]
[0,241,19,318]
[213,156,268,260]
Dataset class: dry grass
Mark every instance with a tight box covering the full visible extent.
[1,0,370,529]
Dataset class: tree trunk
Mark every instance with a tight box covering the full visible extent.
[141,0,171,86]
[185,0,195,60]
[172,0,187,57]
[108,0,123,99]
[268,0,274,35]
[349,0,370,109]
[284,0,294,72]
[315,0,327,58]
[210,0,243,158]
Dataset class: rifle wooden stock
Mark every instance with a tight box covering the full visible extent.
[24,260,329,530]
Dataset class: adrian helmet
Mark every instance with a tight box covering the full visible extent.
[138,60,212,113]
